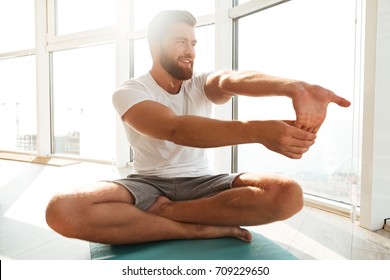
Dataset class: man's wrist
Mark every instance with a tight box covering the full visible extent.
[285,80,308,100]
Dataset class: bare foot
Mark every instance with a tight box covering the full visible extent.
[227,227,252,242]
[147,197,252,242]
[238,228,252,242]
[191,224,252,243]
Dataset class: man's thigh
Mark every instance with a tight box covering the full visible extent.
[232,173,297,190]
[63,181,135,205]
[110,174,240,211]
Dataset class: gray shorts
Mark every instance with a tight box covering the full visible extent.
[111,173,240,211]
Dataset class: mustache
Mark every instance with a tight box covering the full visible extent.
[178,56,194,61]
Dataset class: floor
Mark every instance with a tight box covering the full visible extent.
[0,158,389,260]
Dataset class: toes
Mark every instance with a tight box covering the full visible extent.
[238,228,252,242]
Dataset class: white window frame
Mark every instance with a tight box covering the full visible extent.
[34,0,123,164]
[359,0,390,231]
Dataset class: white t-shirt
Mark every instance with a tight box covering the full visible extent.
[112,72,214,177]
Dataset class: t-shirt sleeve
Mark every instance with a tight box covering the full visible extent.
[192,71,212,98]
[112,80,150,119]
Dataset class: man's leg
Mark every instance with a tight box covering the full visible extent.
[45,182,251,245]
[147,173,304,226]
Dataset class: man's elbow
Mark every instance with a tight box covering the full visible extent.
[204,71,235,104]
[217,71,236,92]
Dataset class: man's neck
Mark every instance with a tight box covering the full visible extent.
[149,67,183,94]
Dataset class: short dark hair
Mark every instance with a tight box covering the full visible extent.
[147,10,197,44]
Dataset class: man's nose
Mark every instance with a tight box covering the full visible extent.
[184,42,195,57]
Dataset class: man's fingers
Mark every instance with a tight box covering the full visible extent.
[287,124,316,157]
[312,125,321,134]
[287,120,312,132]
[290,136,315,149]
[333,95,351,108]
[291,119,323,134]
[283,120,317,140]
[262,120,316,159]
[284,120,296,127]
[304,125,320,134]
[284,152,303,160]
[293,126,316,141]
[283,146,310,159]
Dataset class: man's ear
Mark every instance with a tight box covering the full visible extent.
[149,41,161,58]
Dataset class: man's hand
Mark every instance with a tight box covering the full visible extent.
[257,120,317,159]
[206,71,351,133]
[292,84,351,133]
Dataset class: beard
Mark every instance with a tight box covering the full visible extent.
[159,49,194,81]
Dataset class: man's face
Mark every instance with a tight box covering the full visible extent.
[159,22,197,81]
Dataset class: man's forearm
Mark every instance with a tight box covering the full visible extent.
[167,115,258,148]
[218,70,303,99]
[166,115,316,159]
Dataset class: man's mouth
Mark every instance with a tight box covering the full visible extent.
[178,58,193,67]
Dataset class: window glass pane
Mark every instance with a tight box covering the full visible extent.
[133,0,214,30]
[194,25,215,73]
[133,38,151,78]
[236,0,358,204]
[56,0,115,35]
[0,56,37,151]
[0,0,35,52]
[52,44,116,161]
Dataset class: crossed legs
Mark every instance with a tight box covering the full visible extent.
[45,173,303,245]
[147,173,303,226]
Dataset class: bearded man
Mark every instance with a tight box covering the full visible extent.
[46,10,350,244]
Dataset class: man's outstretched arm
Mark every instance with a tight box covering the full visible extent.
[205,70,351,133]
[122,100,316,159]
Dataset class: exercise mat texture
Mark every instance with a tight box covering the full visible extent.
[90,231,297,260]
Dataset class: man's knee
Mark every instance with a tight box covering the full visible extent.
[46,194,83,239]
[273,178,303,220]
[234,173,303,222]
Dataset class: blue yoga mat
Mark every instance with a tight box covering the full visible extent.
[90,231,297,260]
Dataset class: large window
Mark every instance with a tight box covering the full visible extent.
[235,0,359,205]
[0,56,36,152]
[133,0,214,30]
[55,0,115,35]
[51,44,116,160]
[48,1,117,161]
[0,0,35,53]
[0,0,387,230]
[0,0,36,152]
